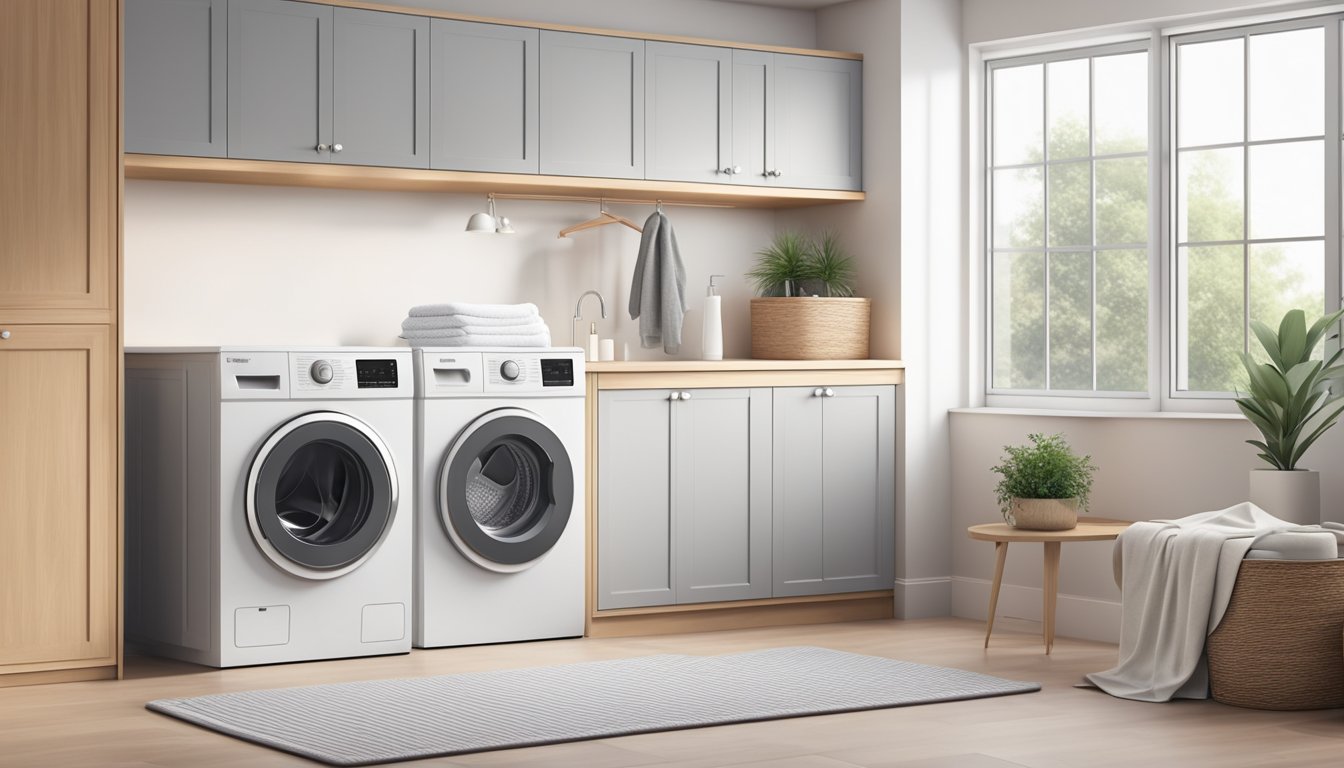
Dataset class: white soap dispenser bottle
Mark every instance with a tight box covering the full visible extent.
[702,274,725,361]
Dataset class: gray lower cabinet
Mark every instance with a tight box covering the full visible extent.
[227,0,428,167]
[772,385,894,596]
[596,388,772,609]
[773,54,863,191]
[540,31,645,179]
[430,20,538,173]
[228,0,332,163]
[125,0,227,157]
[331,8,429,168]
[645,42,733,184]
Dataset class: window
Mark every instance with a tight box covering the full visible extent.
[984,15,1343,407]
[1172,22,1334,396]
[987,45,1151,396]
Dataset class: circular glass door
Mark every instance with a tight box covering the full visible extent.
[438,408,574,572]
[246,412,398,580]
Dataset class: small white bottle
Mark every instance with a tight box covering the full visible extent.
[702,274,724,361]
[587,322,599,362]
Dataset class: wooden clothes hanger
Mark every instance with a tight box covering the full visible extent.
[557,200,644,239]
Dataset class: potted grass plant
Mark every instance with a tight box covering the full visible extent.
[1237,307,1344,524]
[748,230,871,360]
[991,433,1096,530]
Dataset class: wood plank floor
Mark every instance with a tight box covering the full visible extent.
[1,618,1339,767]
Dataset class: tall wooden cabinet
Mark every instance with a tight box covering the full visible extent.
[0,0,121,686]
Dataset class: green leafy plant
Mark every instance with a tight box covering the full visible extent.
[1235,308,1344,470]
[806,231,856,297]
[747,231,812,296]
[991,433,1096,521]
[748,230,857,297]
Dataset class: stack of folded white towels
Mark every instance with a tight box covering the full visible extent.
[400,302,552,348]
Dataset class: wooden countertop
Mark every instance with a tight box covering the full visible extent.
[586,359,905,373]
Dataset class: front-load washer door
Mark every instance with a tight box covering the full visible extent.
[438,407,574,573]
[246,411,398,580]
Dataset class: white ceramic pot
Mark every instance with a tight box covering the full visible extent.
[1007,497,1079,530]
[1248,469,1320,525]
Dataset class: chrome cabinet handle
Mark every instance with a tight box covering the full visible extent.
[680,391,692,400]
[669,391,682,401]
[824,388,835,397]
[332,143,343,153]
[720,165,743,175]
[767,169,783,178]
[0,330,9,340]
[316,143,329,152]
[813,387,824,397]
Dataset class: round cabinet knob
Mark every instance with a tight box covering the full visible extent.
[824,388,835,398]
[0,330,9,340]
[500,360,520,381]
[813,387,824,397]
[316,143,329,152]
[310,360,334,385]
[332,143,343,153]
[669,391,682,401]
[680,391,692,400]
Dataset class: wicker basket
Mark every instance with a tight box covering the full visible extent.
[750,297,871,360]
[1205,559,1344,710]
[1007,498,1079,530]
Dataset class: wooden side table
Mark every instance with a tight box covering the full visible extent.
[967,517,1131,654]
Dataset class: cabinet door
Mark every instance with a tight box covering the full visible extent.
[540,31,645,179]
[228,0,333,163]
[645,42,732,184]
[596,390,675,609]
[730,50,774,187]
[0,325,116,669]
[124,0,227,157]
[773,55,862,190]
[0,0,117,316]
[431,20,538,173]
[332,7,429,168]
[773,385,894,596]
[674,388,772,604]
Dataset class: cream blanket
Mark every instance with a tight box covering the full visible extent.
[1085,502,1343,702]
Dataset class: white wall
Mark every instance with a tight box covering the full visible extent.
[952,0,1344,643]
[123,0,815,355]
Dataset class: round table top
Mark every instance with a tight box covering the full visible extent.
[967,517,1132,543]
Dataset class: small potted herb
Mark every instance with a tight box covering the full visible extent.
[991,433,1096,530]
[748,230,870,360]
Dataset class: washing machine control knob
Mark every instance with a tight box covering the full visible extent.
[500,360,521,381]
[310,360,334,385]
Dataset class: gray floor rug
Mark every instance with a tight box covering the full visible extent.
[147,646,1040,766]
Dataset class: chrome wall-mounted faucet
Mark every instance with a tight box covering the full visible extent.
[573,290,607,346]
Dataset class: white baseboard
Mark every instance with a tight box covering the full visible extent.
[950,576,1121,644]
[893,576,952,618]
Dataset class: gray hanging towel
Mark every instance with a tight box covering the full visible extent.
[628,211,688,354]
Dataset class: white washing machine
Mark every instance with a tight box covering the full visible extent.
[125,347,413,667]
[413,347,585,647]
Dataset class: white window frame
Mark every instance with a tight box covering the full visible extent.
[979,12,1344,413]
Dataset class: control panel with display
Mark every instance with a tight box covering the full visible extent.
[356,358,399,389]
[541,358,574,387]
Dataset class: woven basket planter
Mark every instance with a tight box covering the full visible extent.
[1205,559,1344,710]
[1006,498,1079,530]
[750,297,871,360]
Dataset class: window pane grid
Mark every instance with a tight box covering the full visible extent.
[988,46,1150,394]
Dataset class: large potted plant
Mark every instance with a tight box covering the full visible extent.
[748,231,871,359]
[1236,307,1344,524]
[991,433,1096,530]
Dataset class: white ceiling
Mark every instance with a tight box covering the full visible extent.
[716,0,852,10]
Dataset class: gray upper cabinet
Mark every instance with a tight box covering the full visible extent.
[228,0,333,163]
[773,54,863,190]
[674,388,772,604]
[645,42,732,184]
[773,385,894,597]
[597,389,675,610]
[540,31,645,179]
[332,8,429,168]
[124,0,227,157]
[430,20,538,173]
[730,49,774,187]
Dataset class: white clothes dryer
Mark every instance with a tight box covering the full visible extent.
[125,347,413,667]
[413,348,585,647]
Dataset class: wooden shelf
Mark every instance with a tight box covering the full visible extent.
[587,358,904,373]
[123,154,866,208]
